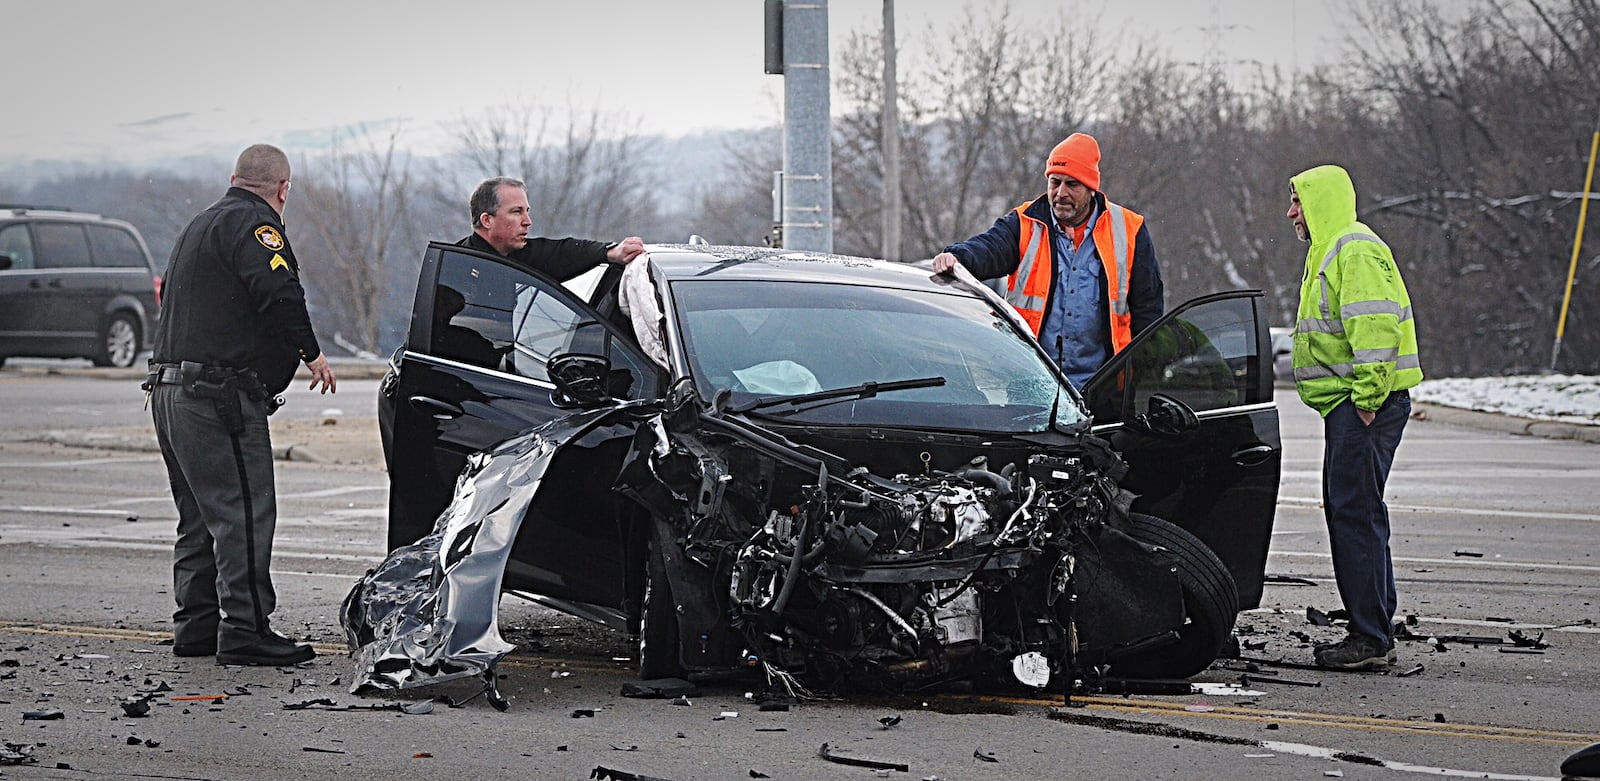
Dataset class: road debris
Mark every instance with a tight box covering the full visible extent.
[1241,673,1321,688]
[2,742,38,766]
[1306,607,1335,626]
[21,709,63,720]
[621,678,698,699]
[1396,664,1425,677]
[1451,549,1484,558]
[1507,630,1550,649]
[973,747,999,763]
[591,766,678,781]
[818,742,909,772]
[877,715,901,729]
[283,698,434,714]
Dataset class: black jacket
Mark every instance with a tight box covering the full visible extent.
[455,232,611,282]
[152,187,321,394]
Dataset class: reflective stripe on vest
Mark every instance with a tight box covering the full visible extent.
[1316,233,1386,318]
[1294,351,1421,381]
[1005,199,1141,351]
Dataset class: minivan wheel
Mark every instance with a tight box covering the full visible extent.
[639,540,685,680]
[94,313,140,368]
[1109,513,1239,679]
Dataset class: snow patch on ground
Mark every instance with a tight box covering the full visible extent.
[1412,374,1600,425]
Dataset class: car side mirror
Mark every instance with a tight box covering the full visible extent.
[548,352,614,408]
[0,253,12,271]
[1127,392,1199,438]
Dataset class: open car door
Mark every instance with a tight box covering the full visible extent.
[1080,290,1281,608]
[382,242,659,574]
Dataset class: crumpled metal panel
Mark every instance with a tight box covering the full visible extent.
[341,405,632,694]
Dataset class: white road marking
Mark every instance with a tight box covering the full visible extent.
[0,456,153,468]
[1279,495,1600,523]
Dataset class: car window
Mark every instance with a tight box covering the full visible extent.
[0,224,35,270]
[31,222,92,269]
[672,280,1085,432]
[87,225,149,268]
[431,250,653,399]
[1083,295,1262,422]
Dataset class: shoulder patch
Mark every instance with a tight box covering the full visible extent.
[254,225,285,251]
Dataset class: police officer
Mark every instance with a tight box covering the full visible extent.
[147,143,336,666]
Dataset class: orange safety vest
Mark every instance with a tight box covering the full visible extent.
[1005,198,1144,354]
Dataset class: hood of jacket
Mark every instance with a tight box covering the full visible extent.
[1290,164,1357,246]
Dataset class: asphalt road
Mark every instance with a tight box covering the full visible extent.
[1,367,1597,780]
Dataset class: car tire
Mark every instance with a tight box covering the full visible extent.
[94,312,140,368]
[639,539,685,680]
[1110,512,1239,679]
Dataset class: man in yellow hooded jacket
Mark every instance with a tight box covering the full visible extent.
[1287,164,1422,671]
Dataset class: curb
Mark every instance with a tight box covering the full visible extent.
[32,431,324,462]
[1413,402,1600,444]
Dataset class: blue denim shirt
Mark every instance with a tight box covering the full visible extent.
[1036,206,1109,388]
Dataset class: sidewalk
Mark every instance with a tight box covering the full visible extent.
[1414,402,1600,444]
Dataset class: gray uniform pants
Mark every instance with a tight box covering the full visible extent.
[151,383,279,650]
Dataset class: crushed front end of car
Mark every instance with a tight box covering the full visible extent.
[343,388,1229,698]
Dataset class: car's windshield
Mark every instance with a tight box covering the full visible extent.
[672,279,1087,432]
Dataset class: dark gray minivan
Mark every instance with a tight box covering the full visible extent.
[0,206,161,368]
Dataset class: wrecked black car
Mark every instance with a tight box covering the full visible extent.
[348,242,1280,696]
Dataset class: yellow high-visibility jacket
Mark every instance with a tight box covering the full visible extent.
[1290,165,1423,416]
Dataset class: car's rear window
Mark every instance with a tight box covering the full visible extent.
[672,280,1085,432]
[88,225,149,269]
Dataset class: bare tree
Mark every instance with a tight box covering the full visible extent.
[832,3,1121,259]
[447,102,662,241]
[293,125,419,353]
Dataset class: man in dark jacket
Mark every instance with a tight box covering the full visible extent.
[933,133,1164,387]
[458,176,644,279]
[147,143,336,666]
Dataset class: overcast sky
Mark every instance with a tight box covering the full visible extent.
[4,0,1343,166]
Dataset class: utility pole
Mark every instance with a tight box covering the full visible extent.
[768,0,833,253]
[1551,105,1600,371]
[880,0,901,261]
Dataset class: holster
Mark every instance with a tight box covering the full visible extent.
[180,361,245,434]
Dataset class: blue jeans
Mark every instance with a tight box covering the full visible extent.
[1322,390,1410,645]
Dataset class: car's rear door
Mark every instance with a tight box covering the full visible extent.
[384,242,658,563]
[29,221,99,354]
[1080,290,1281,609]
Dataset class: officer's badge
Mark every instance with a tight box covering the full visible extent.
[255,225,285,251]
[269,253,288,271]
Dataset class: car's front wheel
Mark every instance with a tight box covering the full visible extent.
[1109,513,1239,679]
[94,312,140,368]
[639,539,685,680]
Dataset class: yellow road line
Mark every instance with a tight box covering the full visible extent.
[970,693,1597,747]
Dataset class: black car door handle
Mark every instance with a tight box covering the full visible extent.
[409,395,464,420]
[1231,444,1275,467]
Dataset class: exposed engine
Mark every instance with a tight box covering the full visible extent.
[625,406,1189,694]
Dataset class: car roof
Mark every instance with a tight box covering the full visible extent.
[644,244,957,295]
[2,205,137,230]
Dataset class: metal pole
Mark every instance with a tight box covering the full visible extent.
[1551,119,1599,371]
[781,0,832,253]
[880,0,901,261]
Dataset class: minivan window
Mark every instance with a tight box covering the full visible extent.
[0,224,35,270]
[32,222,92,269]
[88,225,148,268]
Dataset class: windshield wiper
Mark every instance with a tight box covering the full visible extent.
[727,376,946,414]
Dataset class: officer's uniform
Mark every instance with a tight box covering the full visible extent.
[147,186,321,654]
